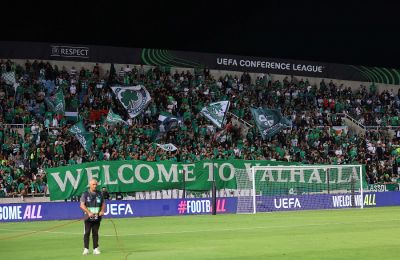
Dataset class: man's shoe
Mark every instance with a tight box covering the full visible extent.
[93,248,101,255]
[82,248,89,255]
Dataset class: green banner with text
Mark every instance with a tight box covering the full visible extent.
[367,184,399,192]
[46,159,366,200]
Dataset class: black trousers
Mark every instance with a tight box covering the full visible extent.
[83,220,101,249]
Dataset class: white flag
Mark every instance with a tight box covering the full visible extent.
[106,109,127,125]
[1,71,16,85]
[156,143,178,152]
[200,101,230,128]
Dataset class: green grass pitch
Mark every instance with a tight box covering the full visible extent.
[0,207,399,259]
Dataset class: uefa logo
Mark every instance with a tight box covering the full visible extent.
[51,46,60,56]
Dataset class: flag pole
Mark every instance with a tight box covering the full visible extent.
[220,101,230,129]
[183,168,186,199]
[212,159,217,215]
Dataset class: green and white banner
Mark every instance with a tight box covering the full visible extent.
[54,87,65,115]
[46,159,366,200]
[69,121,93,154]
[112,85,151,118]
[201,101,230,128]
[106,109,126,125]
[367,183,399,192]
[251,108,291,139]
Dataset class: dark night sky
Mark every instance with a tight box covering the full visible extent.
[2,1,400,68]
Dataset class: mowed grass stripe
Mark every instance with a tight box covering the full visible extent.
[0,207,399,260]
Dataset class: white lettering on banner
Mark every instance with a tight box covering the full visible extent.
[203,162,218,181]
[157,164,179,183]
[49,163,362,194]
[292,64,323,73]
[104,203,134,216]
[277,170,288,182]
[258,168,359,184]
[135,164,155,183]
[368,184,387,192]
[186,200,211,213]
[118,164,134,184]
[51,169,82,192]
[182,164,196,182]
[308,169,322,183]
[274,198,301,209]
[0,205,42,221]
[332,195,363,207]
[219,163,235,181]
[22,205,43,219]
[216,57,324,73]
[103,165,117,185]
[51,45,89,58]
[244,163,260,180]
[290,169,305,183]
[364,194,376,206]
[239,60,291,70]
[216,58,238,66]
[0,206,22,220]
[86,166,101,185]
[260,169,275,182]
[181,199,228,214]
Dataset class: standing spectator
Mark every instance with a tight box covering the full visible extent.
[80,179,105,255]
[18,178,27,201]
[92,63,100,78]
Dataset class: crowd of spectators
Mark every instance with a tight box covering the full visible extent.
[0,59,399,200]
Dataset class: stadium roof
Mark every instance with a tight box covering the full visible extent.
[1,1,399,69]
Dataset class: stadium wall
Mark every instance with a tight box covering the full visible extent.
[2,41,400,87]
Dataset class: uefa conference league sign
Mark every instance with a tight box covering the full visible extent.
[216,57,324,73]
[1,42,398,83]
[0,41,379,82]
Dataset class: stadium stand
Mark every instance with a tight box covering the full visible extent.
[0,58,399,200]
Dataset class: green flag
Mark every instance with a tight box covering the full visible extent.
[69,121,93,154]
[200,101,230,128]
[106,109,127,125]
[251,107,291,139]
[54,87,65,115]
